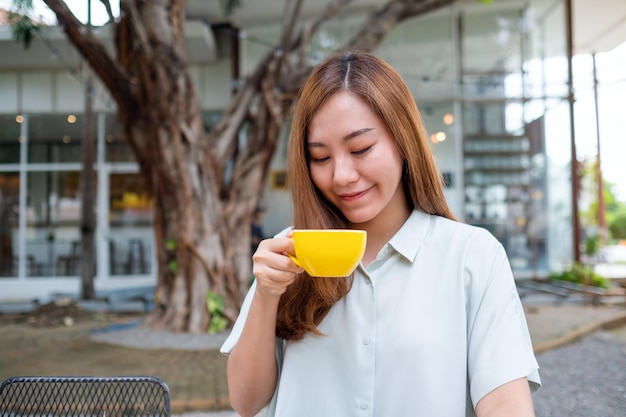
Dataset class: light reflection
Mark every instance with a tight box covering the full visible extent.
[431,131,447,144]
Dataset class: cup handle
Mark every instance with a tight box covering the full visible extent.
[287,253,302,268]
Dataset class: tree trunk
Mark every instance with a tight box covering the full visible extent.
[79,63,96,300]
[41,0,456,332]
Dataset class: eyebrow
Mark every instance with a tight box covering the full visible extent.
[307,127,374,147]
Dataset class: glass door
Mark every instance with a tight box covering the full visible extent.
[106,172,154,277]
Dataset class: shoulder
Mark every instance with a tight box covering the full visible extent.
[424,214,509,286]
[428,214,503,252]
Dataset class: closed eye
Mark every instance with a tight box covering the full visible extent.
[352,145,373,156]
[310,156,330,163]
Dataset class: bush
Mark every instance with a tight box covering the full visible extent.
[205,291,229,334]
[609,210,626,241]
[549,262,609,289]
[584,235,600,257]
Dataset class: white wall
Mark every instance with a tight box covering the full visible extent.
[0,59,232,115]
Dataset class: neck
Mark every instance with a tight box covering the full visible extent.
[352,204,411,267]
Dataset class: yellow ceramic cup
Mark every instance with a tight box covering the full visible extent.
[288,229,367,277]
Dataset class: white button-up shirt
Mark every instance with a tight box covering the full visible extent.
[221,210,541,417]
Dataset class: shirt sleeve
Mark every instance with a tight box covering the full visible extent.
[220,280,257,355]
[220,226,292,356]
[466,231,541,408]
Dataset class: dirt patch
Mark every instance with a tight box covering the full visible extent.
[0,298,142,328]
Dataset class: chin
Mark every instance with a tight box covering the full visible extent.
[344,210,378,226]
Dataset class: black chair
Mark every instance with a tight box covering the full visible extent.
[0,376,170,417]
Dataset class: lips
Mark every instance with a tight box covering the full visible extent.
[338,188,370,202]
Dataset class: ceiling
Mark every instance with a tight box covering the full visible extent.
[0,0,624,69]
[187,0,626,55]
[569,0,626,53]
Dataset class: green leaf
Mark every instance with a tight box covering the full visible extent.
[9,13,39,49]
[220,0,242,17]
[208,315,228,334]
[168,260,178,273]
[549,262,609,288]
[206,290,228,334]
[166,238,177,251]
[205,291,224,313]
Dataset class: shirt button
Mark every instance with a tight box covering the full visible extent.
[362,337,371,345]
[360,401,368,410]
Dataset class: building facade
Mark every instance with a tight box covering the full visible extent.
[0,0,623,302]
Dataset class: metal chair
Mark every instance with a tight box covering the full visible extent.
[0,376,170,417]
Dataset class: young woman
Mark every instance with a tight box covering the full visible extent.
[221,51,540,417]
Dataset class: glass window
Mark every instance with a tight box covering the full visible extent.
[543,99,573,270]
[379,9,454,100]
[28,114,84,163]
[25,171,83,277]
[0,114,21,164]
[461,8,524,98]
[421,102,462,216]
[109,173,153,276]
[420,102,458,175]
[105,113,134,163]
[459,3,560,276]
[463,100,526,136]
[595,47,626,205]
[527,2,568,99]
[0,172,19,277]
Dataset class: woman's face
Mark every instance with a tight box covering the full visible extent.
[307,91,408,228]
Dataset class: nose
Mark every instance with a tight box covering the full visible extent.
[333,157,359,186]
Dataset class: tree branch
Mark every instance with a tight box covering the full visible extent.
[279,0,456,93]
[291,0,353,58]
[122,0,154,59]
[405,0,457,16]
[344,0,456,51]
[43,0,134,106]
[98,0,115,23]
[279,0,303,53]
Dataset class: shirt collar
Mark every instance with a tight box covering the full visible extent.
[387,210,432,263]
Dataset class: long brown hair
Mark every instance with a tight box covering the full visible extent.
[277,50,457,340]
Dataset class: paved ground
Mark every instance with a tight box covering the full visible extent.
[0,299,625,416]
[533,326,626,417]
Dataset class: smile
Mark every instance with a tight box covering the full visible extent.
[339,188,370,201]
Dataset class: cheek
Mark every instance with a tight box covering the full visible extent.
[383,150,404,182]
[309,165,328,191]
[366,156,402,184]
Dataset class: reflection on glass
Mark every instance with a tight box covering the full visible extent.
[25,171,83,277]
[544,100,573,270]
[462,9,523,79]
[28,114,84,163]
[461,4,550,275]
[463,101,525,136]
[105,113,134,162]
[0,115,21,164]
[379,10,454,99]
[528,1,568,98]
[109,173,153,276]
